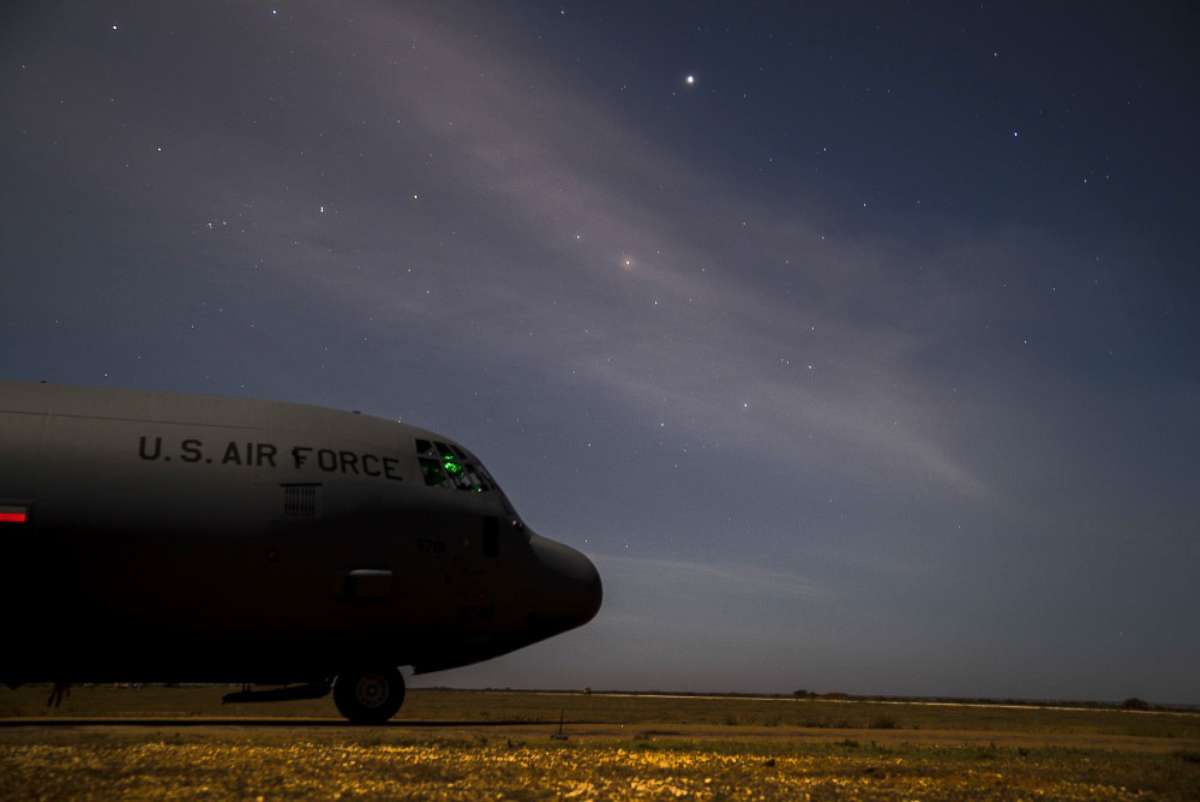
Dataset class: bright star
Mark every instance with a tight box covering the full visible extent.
[685,74,696,86]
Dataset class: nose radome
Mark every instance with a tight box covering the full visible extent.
[578,550,603,624]
[529,534,603,629]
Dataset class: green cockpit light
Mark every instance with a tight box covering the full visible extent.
[416,438,490,492]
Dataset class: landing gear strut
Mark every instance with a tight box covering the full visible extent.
[333,666,405,724]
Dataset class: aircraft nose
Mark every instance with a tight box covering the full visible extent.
[529,534,603,631]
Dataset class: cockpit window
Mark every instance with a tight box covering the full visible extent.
[415,438,491,492]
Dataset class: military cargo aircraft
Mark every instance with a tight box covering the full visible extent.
[0,381,602,722]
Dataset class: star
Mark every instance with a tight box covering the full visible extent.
[685,74,696,86]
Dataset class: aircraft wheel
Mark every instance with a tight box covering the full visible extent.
[333,666,405,724]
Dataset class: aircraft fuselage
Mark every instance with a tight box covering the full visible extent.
[0,382,601,719]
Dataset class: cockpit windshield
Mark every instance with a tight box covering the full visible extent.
[414,438,491,492]
[413,437,526,534]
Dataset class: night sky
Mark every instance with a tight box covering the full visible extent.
[3,2,1198,703]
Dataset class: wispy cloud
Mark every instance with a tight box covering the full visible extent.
[262,3,1001,500]
[21,2,1006,501]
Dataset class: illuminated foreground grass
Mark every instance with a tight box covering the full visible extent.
[3,729,1199,801]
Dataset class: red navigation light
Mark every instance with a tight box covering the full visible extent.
[0,506,28,524]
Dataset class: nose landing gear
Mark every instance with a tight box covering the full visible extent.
[333,666,406,724]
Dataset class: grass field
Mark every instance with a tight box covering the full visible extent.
[3,686,1199,800]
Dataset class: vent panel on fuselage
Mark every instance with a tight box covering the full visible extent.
[282,484,320,518]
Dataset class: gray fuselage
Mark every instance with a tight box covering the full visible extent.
[0,382,601,686]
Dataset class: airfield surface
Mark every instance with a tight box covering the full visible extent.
[2,687,1199,800]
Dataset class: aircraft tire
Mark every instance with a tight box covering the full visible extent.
[333,666,405,724]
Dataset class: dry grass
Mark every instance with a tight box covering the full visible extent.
[2,687,1199,800]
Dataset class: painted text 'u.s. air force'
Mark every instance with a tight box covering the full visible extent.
[137,436,403,480]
